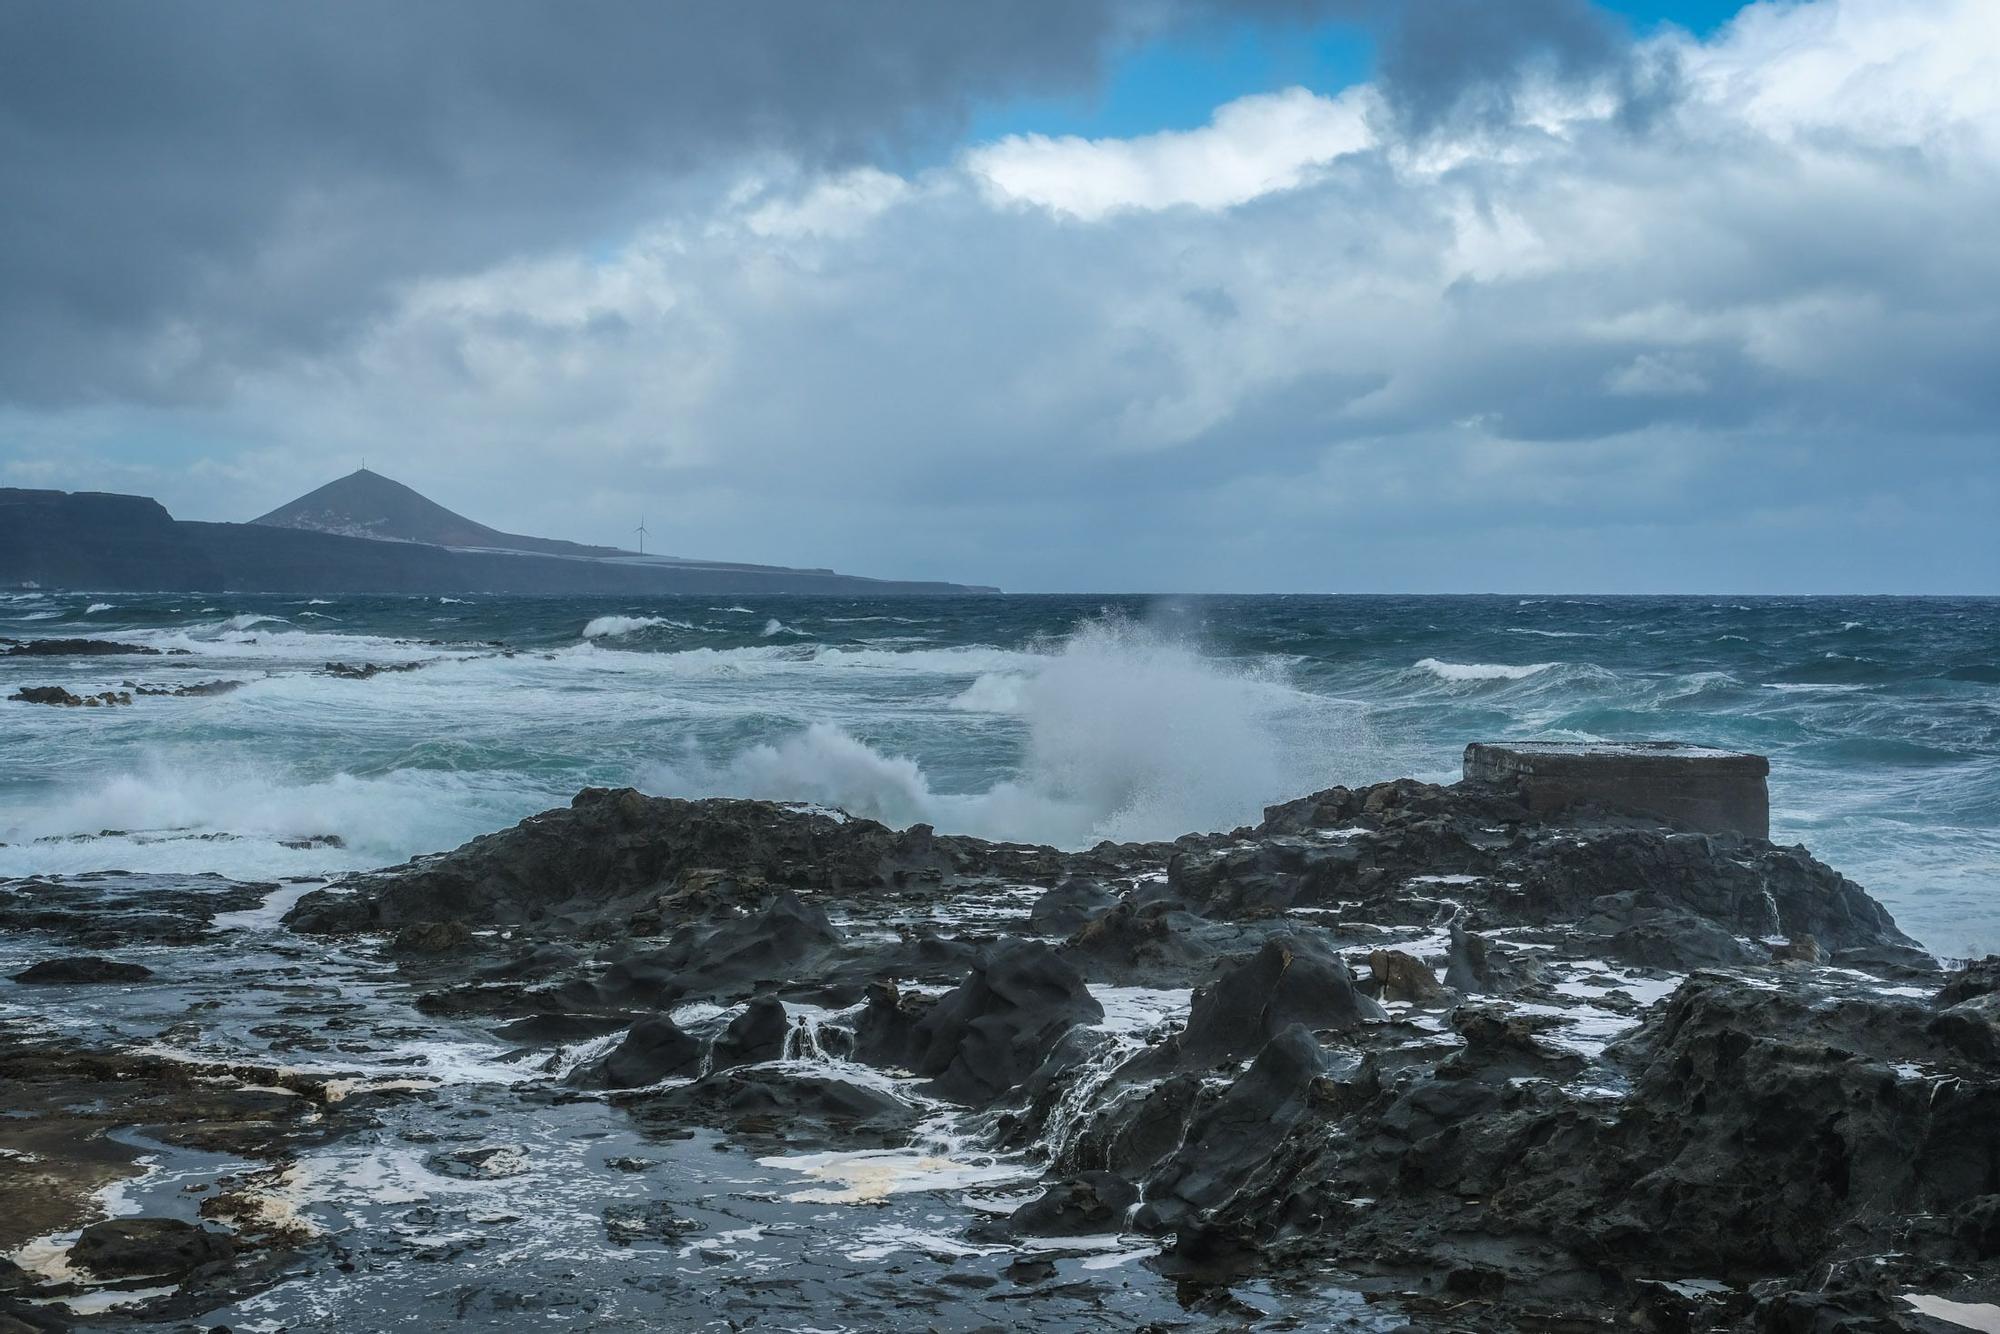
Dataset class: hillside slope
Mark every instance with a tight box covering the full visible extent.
[252,469,626,558]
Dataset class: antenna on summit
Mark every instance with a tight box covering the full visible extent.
[634,517,649,556]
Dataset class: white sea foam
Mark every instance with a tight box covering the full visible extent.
[948,671,1029,713]
[0,762,550,880]
[761,618,802,637]
[581,614,691,638]
[647,617,1376,847]
[1090,986,1192,1036]
[757,1147,1026,1204]
[843,1224,1007,1261]
[83,602,114,615]
[1415,658,1557,682]
[1901,1294,2000,1332]
[106,620,435,661]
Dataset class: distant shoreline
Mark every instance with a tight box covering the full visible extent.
[0,486,999,597]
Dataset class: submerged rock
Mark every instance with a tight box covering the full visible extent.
[624,1065,919,1146]
[126,678,245,698]
[11,955,153,983]
[322,660,427,680]
[426,1144,531,1180]
[603,1201,700,1246]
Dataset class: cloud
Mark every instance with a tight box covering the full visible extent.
[1376,0,1665,133]
[970,85,1378,218]
[3,0,1996,592]
[0,0,1356,407]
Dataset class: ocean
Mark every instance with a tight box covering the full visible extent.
[2,590,1995,954]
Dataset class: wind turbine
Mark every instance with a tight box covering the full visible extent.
[634,517,649,556]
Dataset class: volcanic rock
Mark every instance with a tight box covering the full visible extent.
[710,996,791,1069]
[69,1218,234,1279]
[1132,1025,1334,1232]
[4,639,159,656]
[284,788,983,934]
[392,920,472,953]
[625,1066,919,1146]
[11,956,153,983]
[900,940,1103,1105]
[127,678,244,698]
[1029,877,1119,936]
[1008,1171,1139,1236]
[1368,947,1448,1004]
[565,1016,702,1090]
[1164,935,1381,1069]
[7,685,131,706]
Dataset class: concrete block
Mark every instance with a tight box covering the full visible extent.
[1463,741,1770,839]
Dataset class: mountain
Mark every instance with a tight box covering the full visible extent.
[253,468,628,558]
[0,483,997,596]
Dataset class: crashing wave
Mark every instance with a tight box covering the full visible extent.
[1414,658,1556,683]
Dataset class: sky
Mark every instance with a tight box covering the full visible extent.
[1,0,1995,593]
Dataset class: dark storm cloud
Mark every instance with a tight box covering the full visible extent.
[1379,0,1679,133]
[0,0,1684,408]
[0,0,1353,406]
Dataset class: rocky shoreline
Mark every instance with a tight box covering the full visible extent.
[3,776,1997,1331]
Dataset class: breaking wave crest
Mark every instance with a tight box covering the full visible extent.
[1414,657,1557,683]
[581,614,693,638]
[645,617,1375,847]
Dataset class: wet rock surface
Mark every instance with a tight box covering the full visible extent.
[7,686,131,707]
[2,640,160,657]
[9,956,152,984]
[123,678,244,698]
[321,659,429,680]
[4,778,1996,1330]
[0,873,272,947]
[70,1219,235,1279]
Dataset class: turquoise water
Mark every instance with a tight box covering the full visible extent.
[2,591,1994,953]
